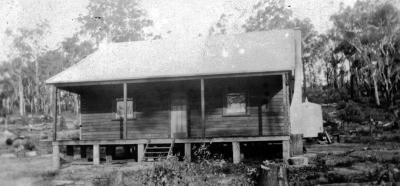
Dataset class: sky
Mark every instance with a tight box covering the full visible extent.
[0,0,358,62]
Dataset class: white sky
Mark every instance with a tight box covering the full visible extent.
[0,0,358,61]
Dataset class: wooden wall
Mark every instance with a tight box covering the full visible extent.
[80,85,122,140]
[189,75,289,137]
[80,81,197,140]
[79,75,289,140]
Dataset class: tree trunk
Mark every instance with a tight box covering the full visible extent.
[6,97,10,114]
[303,59,307,100]
[35,60,40,114]
[18,75,25,116]
[373,72,380,106]
[350,72,354,99]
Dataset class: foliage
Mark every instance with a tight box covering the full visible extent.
[1,0,153,117]
[327,1,400,107]
[5,138,13,146]
[307,87,350,104]
[78,0,153,44]
[23,139,36,151]
[337,101,365,123]
[121,158,257,186]
[192,143,212,162]
[1,22,50,116]
[210,0,400,109]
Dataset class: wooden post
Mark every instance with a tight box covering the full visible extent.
[282,73,290,134]
[53,88,58,141]
[200,79,205,138]
[123,83,127,139]
[52,142,60,170]
[290,134,303,156]
[93,144,100,165]
[232,142,241,164]
[282,140,290,163]
[184,143,191,162]
[137,144,144,162]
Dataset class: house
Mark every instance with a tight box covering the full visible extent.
[46,29,303,169]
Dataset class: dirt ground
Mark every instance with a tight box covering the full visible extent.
[0,141,399,186]
[0,155,53,186]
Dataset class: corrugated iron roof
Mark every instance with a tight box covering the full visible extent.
[46,29,298,85]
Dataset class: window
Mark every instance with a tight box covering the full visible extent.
[115,98,135,120]
[223,93,248,116]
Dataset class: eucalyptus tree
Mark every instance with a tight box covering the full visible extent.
[78,0,153,44]
[330,1,400,106]
[4,22,49,115]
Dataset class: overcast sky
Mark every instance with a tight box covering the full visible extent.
[0,0,358,61]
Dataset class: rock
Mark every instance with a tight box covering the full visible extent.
[52,180,74,186]
[0,153,16,158]
[26,151,38,157]
[288,156,308,165]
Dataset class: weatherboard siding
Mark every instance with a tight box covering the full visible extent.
[188,87,288,138]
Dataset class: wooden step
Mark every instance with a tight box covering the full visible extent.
[146,146,171,150]
[145,152,169,154]
[142,139,175,162]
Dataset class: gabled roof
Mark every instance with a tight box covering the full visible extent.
[46,29,300,86]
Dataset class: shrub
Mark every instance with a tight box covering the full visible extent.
[24,140,36,151]
[192,143,212,162]
[5,138,13,146]
[307,87,350,104]
[337,101,365,123]
[122,158,256,186]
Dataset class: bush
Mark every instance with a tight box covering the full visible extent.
[24,140,36,151]
[337,101,365,123]
[307,87,350,104]
[192,143,212,162]
[5,138,13,146]
[122,158,256,186]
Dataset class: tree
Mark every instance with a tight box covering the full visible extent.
[78,0,153,44]
[4,21,49,116]
[243,0,293,32]
[329,1,400,106]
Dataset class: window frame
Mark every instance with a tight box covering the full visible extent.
[222,92,250,117]
[114,98,136,120]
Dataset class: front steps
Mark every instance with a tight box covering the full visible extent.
[143,139,175,162]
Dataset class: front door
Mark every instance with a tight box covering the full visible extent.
[170,92,188,138]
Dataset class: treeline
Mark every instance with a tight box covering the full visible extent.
[307,1,400,108]
[1,0,399,118]
[0,0,154,117]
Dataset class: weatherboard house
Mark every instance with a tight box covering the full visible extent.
[46,29,306,169]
